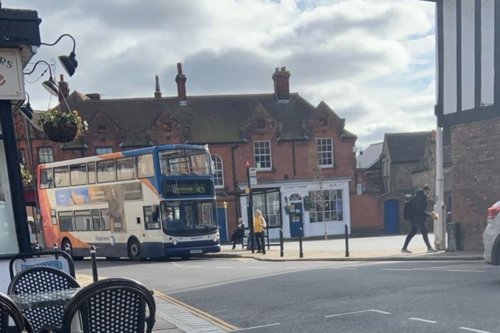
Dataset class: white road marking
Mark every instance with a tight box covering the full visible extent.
[409,317,437,324]
[233,323,280,331]
[383,269,414,271]
[446,270,485,273]
[325,309,391,318]
[171,262,183,267]
[459,327,492,333]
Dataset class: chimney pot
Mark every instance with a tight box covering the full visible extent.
[58,74,70,103]
[175,62,187,106]
[155,75,162,98]
[272,66,291,102]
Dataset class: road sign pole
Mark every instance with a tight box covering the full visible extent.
[246,163,255,254]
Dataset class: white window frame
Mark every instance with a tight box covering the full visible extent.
[254,140,272,171]
[38,147,54,164]
[316,138,334,168]
[308,189,344,223]
[211,154,224,189]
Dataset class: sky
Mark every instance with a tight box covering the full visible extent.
[8,0,436,149]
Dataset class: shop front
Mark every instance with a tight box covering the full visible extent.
[239,178,351,240]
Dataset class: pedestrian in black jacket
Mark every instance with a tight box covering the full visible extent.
[231,218,245,250]
[402,185,437,253]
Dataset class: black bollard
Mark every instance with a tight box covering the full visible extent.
[53,243,58,251]
[345,224,350,257]
[90,246,98,282]
[280,228,284,257]
[299,227,303,258]
[64,243,71,255]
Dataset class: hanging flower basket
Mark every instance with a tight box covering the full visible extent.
[39,110,88,143]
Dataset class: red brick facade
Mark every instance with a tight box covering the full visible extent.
[15,66,380,240]
[450,118,498,250]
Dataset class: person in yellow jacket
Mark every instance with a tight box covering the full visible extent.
[254,210,267,254]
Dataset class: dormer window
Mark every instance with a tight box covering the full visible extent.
[257,119,266,129]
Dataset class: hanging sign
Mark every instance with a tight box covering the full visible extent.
[0,49,25,100]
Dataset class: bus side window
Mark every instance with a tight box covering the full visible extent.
[54,166,70,188]
[59,211,75,231]
[40,168,53,189]
[144,206,160,230]
[137,154,154,178]
[88,162,96,184]
[91,209,101,231]
[101,209,111,231]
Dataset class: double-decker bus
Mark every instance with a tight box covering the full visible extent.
[37,144,220,260]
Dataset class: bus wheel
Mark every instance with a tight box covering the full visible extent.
[128,238,142,262]
[62,239,83,261]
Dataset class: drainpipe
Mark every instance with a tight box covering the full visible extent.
[435,124,446,251]
[231,144,240,219]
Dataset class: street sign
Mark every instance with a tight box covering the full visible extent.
[0,49,25,100]
[249,167,257,177]
[245,160,251,168]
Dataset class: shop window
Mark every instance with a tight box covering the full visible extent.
[95,147,113,155]
[308,189,343,223]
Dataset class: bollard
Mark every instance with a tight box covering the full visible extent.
[299,227,303,258]
[53,243,58,251]
[345,224,350,258]
[64,243,71,255]
[90,246,98,282]
[280,228,284,257]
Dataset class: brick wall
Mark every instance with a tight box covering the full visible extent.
[451,118,499,251]
[391,163,415,194]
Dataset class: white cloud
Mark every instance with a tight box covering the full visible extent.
[8,0,436,147]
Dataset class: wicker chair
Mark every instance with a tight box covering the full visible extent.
[61,278,156,333]
[0,292,33,333]
[8,267,80,333]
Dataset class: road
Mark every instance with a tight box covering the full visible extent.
[75,258,500,333]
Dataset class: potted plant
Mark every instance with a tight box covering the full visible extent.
[20,164,33,186]
[39,109,88,143]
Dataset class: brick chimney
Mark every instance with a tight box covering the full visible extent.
[272,66,290,102]
[58,74,70,102]
[154,75,162,98]
[175,62,187,106]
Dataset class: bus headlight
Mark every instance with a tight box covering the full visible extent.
[172,239,178,246]
[213,232,220,242]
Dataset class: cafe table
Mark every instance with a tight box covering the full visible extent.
[10,288,82,332]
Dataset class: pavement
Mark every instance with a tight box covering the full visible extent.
[211,234,483,261]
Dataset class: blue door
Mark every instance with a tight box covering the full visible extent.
[289,203,303,238]
[384,199,399,234]
[217,208,228,243]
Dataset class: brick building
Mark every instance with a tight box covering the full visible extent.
[16,65,364,242]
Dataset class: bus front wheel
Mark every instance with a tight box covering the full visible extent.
[62,239,83,261]
[128,238,142,262]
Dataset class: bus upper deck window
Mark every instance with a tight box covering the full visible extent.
[40,168,53,189]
